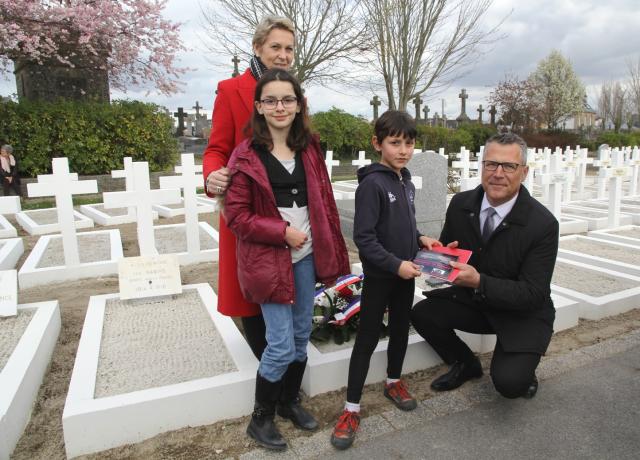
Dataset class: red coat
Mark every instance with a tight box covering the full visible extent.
[202,69,258,316]
[224,138,350,305]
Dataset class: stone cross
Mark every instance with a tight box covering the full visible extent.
[594,147,612,200]
[370,96,381,121]
[111,157,135,218]
[27,158,98,267]
[173,107,187,136]
[413,95,423,121]
[103,162,182,256]
[232,55,241,78]
[325,151,340,179]
[423,105,430,125]
[573,147,592,199]
[352,151,371,169]
[561,147,577,202]
[536,152,567,219]
[456,89,470,122]
[524,149,539,192]
[433,112,439,126]
[477,104,484,124]
[626,146,640,196]
[489,105,497,126]
[608,149,631,227]
[192,101,203,119]
[159,154,203,255]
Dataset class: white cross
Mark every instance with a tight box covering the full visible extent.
[438,148,448,160]
[103,162,181,256]
[111,157,136,218]
[351,151,371,169]
[608,149,631,228]
[626,146,640,196]
[452,147,478,191]
[562,147,577,202]
[159,154,203,255]
[325,150,340,179]
[573,148,593,198]
[536,152,567,219]
[594,147,613,200]
[27,158,97,266]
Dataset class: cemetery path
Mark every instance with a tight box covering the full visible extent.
[6,211,640,460]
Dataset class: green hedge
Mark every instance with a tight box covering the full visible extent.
[0,99,178,177]
[594,131,640,149]
[416,126,474,154]
[311,107,373,160]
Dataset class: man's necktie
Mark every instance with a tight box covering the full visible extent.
[482,207,497,242]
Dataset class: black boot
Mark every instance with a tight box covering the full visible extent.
[247,373,287,450]
[277,359,319,431]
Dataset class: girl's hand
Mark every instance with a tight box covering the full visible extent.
[206,166,230,195]
[285,226,308,250]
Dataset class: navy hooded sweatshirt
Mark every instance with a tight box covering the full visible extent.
[354,163,422,278]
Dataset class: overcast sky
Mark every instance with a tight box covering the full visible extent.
[2,0,639,122]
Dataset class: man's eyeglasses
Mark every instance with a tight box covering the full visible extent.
[259,96,298,110]
[482,160,524,173]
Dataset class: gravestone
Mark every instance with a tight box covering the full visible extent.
[352,151,371,169]
[423,105,430,125]
[232,55,241,77]
[477,104,484,124]
[173,108,187,137]
[325,151,340,179]
[537,152,567,218]
[489,105,497,126]
[413,95,423,121]
[625,147,640,196]
[608,149,631,228]
[370,95,381,121]
[456,89,470,123]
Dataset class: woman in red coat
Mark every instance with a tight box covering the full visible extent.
[202,16,295,359]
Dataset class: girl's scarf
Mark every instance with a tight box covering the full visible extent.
[0,154,15,173]
[249,55,268,80]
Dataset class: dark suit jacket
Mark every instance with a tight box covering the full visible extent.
[427,185,559,354]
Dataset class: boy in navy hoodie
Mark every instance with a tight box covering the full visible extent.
[331,110,441,450]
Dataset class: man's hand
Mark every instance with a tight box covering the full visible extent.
[206,166,230,195]
[398,260,422,280]
[449,261,480,288]
[285,226,308,250]
[419,235,442,250]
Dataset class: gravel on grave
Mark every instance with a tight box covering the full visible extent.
[560,238,640,266]
[154,225,216,254]
[552,261,638,297]
[0,309,35,372]
[90,204,128,217]
[94,290,236,398]
[27,208,81,225]
[36,233,111,269]
[611,228,640,240]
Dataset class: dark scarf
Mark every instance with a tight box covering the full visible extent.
[249,55,268,80]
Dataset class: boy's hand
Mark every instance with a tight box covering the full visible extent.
[398,260,422,279]
[449,261,480,288]
[419,235,442,250]
[285,226,308,250]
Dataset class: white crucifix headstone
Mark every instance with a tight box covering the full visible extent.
[524,150,542,193]
[438,148,448,160]
[352,151,371,169]
[111,157,135,217]
[594,147,612,200]
[452,147,478,191]
[573,148,592,198]
[159,154,203,255]
[540,148,552,203]
[104,162,181,256]
[608,149,631,228]
[0,269,18,317]
[536,152,567,219]
[562,147,577,202]
[324,150,340,180]
[27,158,97,266]
[625,146,640,197]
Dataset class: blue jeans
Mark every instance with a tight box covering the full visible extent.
[258,253,316,383]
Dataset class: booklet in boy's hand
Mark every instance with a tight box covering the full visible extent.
[413,246,472,284]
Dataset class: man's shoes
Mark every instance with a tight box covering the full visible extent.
[431,358,483,392]
[384,380,418,411]
[522,376,538,399]
[330,409,361,450]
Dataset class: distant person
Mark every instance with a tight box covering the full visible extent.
[330,111,441,451]
[410,133,559,400]
[202,16,295,359]
[224,69,349,451]
[0,144,21,196]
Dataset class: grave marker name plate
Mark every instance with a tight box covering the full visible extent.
[118,255,182,300]
[0,269,18,317]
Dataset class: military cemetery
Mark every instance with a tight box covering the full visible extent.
[1,0,640,459]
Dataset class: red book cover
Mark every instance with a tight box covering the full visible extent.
[413,246,473,283]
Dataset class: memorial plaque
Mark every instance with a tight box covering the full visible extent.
[118,255,182,300]
[0,269,18,317]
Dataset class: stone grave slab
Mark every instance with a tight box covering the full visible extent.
[15,208,94,236]
[557,235,640,278]
[551,258,640,320]
[18,230,123,288]
[587,225,640,248]
[564,200,640,225]
[79,203,159,226]
[153,222,219,264]
[62,284,257,459]
[0,238,24,270]
[0,301,60,459]
[152,197,215,218]
[561,206,633,231]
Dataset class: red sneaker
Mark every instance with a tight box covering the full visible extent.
[384,380,417,411]
[330,409,360,450]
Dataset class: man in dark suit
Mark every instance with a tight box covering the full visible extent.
[411,133,559,399]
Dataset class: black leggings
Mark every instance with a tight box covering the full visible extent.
[346,275,415,403]
[241,314,267,360]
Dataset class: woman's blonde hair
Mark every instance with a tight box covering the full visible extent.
[252,16,295,48]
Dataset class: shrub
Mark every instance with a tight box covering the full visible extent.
[311,107,373,160]
[457,123,498,152]
[0,99,178,177]
[416,126,474,155]
[594,131,640,149]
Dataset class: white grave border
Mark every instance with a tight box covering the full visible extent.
[551,257,640,320]
[18,230,123,288]
[0,301,60,459]
[587,225,640,248]
[0,238,24,270]
[561,206,633,231]
[79,203,159,226]
[152,197,215,218]
[0,214,17,239]
[62,283,257,459]
[15,208,93,236]
[558,235,640,278]
[153,222,220,264]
